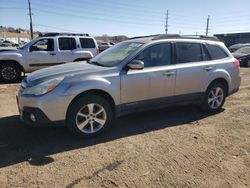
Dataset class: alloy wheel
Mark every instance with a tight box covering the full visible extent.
[75,103,107,134]
[208,87,224,109]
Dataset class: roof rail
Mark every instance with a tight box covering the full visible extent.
[38,32,90,37]
[151,34,219,41]
[129,34,163,40]
[152,34,181,40]
[182,35,219,41]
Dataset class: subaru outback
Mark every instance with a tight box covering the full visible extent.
[17,35,241,137]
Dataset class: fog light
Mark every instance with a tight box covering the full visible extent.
[30,113,36,122]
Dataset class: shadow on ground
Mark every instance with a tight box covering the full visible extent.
[0,76,26,85]
[0,106,223,168]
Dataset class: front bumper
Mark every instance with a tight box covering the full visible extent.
[20,106,55,126]
[17,91,75,126]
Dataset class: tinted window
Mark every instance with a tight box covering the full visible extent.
[176,43,203,63]
[80,38,95,48]
[30,38,54,52]
[135,43,171,67]
[207,44,228,60]
[235,46,250,54]
[59,38,76,50]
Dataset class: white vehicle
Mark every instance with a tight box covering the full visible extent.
[0,33,99,82]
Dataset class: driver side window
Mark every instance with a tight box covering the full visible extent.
[135,43,172,68]
[30,39,54,52]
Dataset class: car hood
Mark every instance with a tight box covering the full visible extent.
[0,48,18,53]
[26,62,116,85]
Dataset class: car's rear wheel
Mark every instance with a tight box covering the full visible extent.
[200,82,226,112]
[0,63,21,83]
[247,60,250,67]
[66,94,113,137]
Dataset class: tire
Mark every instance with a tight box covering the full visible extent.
[247,60,250,67]
[200,82,226,112]
[0,63,22,83]
[66,94,113,137]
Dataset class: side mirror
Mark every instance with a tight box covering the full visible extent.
[127,60,144,70]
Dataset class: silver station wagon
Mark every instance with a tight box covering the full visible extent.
[17,35,241,137]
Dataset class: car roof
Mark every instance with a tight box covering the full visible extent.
[127,34,222,45]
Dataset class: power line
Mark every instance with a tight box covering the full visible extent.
[0,7,27,10]
[33,8,161,26]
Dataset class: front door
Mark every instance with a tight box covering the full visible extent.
[26,38,58,71]
[121,43,176,110]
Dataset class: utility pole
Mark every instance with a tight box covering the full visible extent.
[205,15,210,36]
[28,0,33,39]
[165,10,169,34]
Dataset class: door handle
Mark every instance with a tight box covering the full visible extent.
[163,71,175,76]
[204,66,213,71]
[50,53,56,56]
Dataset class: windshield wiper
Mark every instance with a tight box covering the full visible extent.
[88,60,105,67]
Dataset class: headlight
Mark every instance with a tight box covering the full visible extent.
[23,77,64,96]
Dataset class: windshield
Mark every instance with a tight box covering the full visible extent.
[18,39,36,50]
[91,42,143,67]
[235,47,250,54]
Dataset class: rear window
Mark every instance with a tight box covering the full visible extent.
[176,43,203,64]
[80,38,96,48]
[58,37,76,50]
[206,44,228,60]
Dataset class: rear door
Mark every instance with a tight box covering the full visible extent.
[174,42,212,102]
[80,38,98,56]
[57,37,77,63]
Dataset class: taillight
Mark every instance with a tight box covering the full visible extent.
[233,59,240,68]
[96,48,100,54]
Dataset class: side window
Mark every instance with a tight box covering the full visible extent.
[80,38,95,48]
[58,37,76,50]
[206,44,228,60]
[30,39,54,52]
[135,43,171,67]
[176,43,203,64]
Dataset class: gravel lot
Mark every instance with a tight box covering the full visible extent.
[0,68,249,188]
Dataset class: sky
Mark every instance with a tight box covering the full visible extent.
[0,0,250,37]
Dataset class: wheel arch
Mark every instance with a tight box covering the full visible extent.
[207,78,229,96]
[0,60,24,73]
[66,89,116,119]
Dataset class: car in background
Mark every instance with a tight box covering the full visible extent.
[0,40,18,47]
[17,34,241,137]
[98,42,114,52]
[232,46,250,67]
[229,43,250,52]
[0,33,99,82]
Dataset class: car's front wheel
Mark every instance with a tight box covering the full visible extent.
[200,82,226,112]
[66,94,113,137]
[0,63,21,83]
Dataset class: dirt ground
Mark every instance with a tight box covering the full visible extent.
[0,68,249,188]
